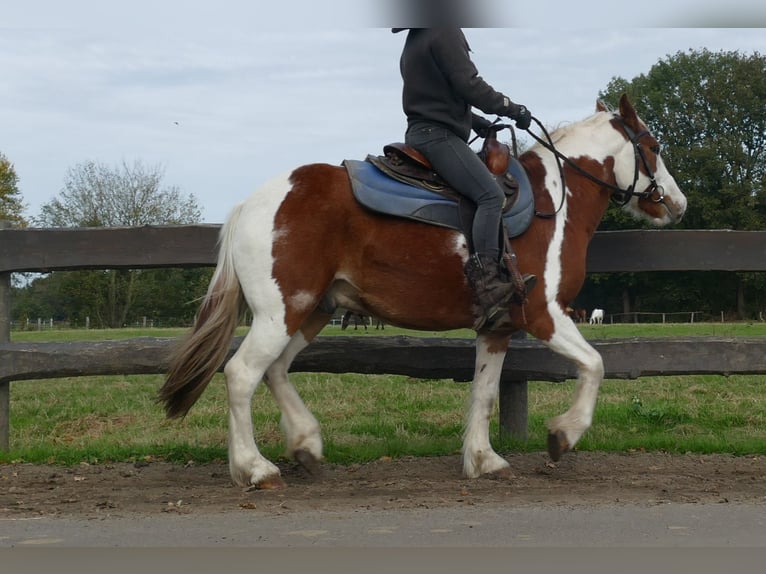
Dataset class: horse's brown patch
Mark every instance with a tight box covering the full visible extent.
[273,163,478,334]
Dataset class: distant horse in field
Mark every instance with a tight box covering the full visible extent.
[589,308,605,325]
[566,307,587,323]
[340,310,370,331]
[159,95,686,488]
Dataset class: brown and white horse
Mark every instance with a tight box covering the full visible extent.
[159,95,686,488]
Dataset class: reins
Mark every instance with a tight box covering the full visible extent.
[522,114,665,213]
[473,113,666,219]
[524,117,567,218]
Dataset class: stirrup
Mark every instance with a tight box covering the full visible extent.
[516,273,537,301]
[502,250,536,304]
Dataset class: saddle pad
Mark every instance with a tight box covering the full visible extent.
[344,157,534,238]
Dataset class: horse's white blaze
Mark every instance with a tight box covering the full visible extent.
[625,154,687,226]
[655,157,687,215]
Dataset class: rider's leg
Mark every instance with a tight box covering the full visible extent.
[405,123,535,328]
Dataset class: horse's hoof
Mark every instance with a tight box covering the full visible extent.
[294,448,323,477]
[250,474,287,490]
[547,430,570,462]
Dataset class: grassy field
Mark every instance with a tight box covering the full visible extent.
[3,322,766,465]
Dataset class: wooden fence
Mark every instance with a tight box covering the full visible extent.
[3,224,766,451]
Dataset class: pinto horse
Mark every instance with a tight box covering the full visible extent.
[159,94,686,488]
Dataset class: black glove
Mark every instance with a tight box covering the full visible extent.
[509,105,532,130]
[511,104,532,130]
[472,115,493,138]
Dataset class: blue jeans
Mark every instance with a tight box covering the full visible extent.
[405,122,504,260]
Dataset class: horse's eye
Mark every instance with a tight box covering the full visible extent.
[650,144,661,155]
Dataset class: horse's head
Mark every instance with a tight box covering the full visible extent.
[599,94,687,226]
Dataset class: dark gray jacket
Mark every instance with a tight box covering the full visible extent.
[397,28,521,141]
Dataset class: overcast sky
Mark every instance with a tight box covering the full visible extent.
[3,1,766,223]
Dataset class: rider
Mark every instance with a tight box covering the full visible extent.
[393,28,536,329]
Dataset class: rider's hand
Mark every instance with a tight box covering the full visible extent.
[472,115,493,138]
[510,104,532,130]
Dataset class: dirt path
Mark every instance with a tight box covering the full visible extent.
[2,451,765,518]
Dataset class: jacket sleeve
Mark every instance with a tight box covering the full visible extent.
[431,29,522,118]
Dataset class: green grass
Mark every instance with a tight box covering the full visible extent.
[4,322,766,465]
[12,319,766,343]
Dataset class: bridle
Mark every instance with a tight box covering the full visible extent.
[609,116,665,207]
[522,114,667,218]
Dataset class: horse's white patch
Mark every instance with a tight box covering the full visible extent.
[537,149,569,305]
[231,171,296,330]
[533,111,629,309]
[289,290,316,312]
[451,232,469,260]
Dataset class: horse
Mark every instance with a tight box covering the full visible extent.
[566,307,587,324]
[589,308,605,325]
[159,94,686,489]
[340,310,370,331]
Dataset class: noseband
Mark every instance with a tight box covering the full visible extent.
[524,114,666,217]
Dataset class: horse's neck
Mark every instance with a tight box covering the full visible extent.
[522,143,613,238]
[566,182,612,238]
[537,114,619,230]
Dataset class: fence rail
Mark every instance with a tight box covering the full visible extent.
[3,225,766,451]
[3,335,766,384]
[4,226,766,274]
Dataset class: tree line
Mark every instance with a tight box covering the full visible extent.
[3,48,766,326]
[572,48,766,319]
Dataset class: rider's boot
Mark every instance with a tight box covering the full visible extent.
[463,252,536,330]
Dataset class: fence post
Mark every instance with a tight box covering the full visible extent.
[498,330,528,441]
[0,221,12,451]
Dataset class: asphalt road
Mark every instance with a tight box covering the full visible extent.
[2,501,765,547]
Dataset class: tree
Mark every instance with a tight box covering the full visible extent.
[0,152,26,225]
[590,49,766,319]
[28,160,205,328]
[38,159,201,227]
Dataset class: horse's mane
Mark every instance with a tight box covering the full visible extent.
[530,105,612,150]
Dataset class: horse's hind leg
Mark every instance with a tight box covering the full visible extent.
[264,309,332,476]
[462,333,514,479]
[224,326,292,489]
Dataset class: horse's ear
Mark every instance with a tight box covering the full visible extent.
[618,93,637,122]
[596,100,608,112]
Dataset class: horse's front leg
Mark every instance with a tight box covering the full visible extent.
[543,321,604,460]
[462,333,514,479]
